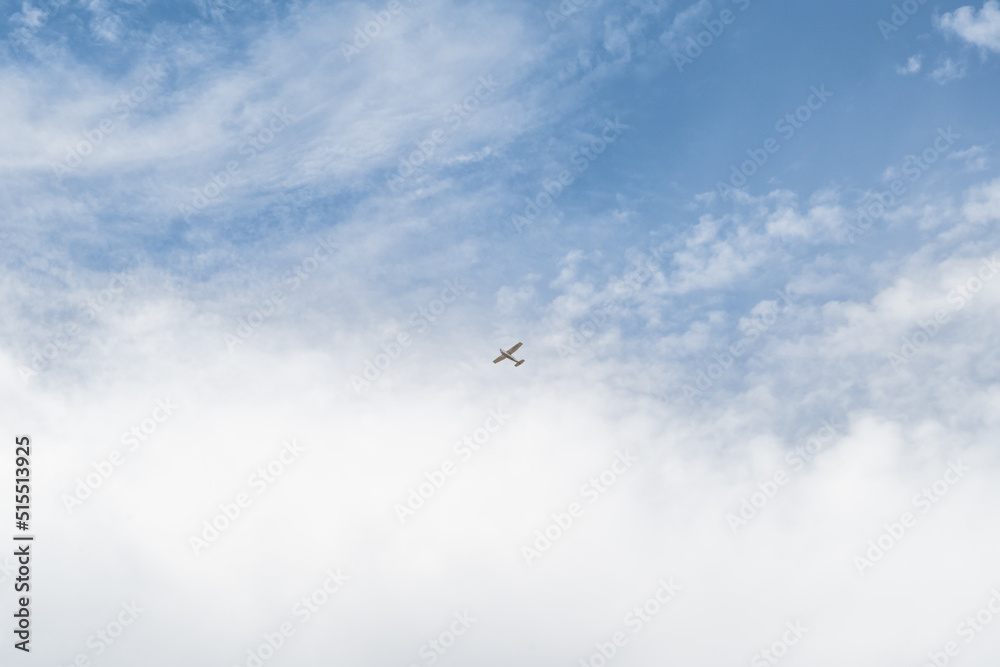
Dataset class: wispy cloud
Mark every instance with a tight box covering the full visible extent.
[929,56,967,83]
[659,0,712,50]
[896,53,922,74]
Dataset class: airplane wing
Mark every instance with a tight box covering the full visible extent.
[506,342,522,354]
[493,355,506,363]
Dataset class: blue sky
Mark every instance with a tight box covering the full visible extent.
[2,0,1000,665]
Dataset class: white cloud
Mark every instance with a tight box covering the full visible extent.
[949,144,989,172]
[6,177,1000,663]
[929,57,967,83]
[14,2,46,27]
[896,53,922,74]
[659,0,712,51]
[603,17,633,62]
[938,0,1000,53]
[962,175,1000,222]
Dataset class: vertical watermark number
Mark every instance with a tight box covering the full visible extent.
[13,435,33,652]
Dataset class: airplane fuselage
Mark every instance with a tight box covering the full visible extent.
[500,348,524,365]
[493,342,525,366]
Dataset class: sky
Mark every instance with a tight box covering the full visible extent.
[1,0,1000,665]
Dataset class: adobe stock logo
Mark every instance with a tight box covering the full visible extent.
[888,254,999,372]
[558,241,672,358]
[53,601,145,666]
[188,440,306,557]
[852,460,968,575]
[576,578,681,667]
[179,108,297,221]
[339,0,419,62]
[393,407,508,524]
[750,621,809,667]
[18,272,136,383]
[349,279,466,394]
[62,398,178,513]
[683,289,795,403]
[521,450,638,565]
[52,65,168,177]
[726,418,842,534]
[843,127,960,244]
[510,118,627,233]
[233,568,349,667]
[385,75,501,192]
[404,611,477,667]
[877,0,930,39]
[716,85,833,198]
[921,589,1000,667]
[670,0,753,73]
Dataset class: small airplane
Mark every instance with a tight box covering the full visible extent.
[493,342,525,367]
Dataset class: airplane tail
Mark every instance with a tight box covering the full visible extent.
[514,360,524,367]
